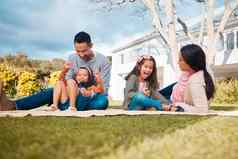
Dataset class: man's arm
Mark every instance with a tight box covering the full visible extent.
[65,55,76,80]
[100,58,111,94]
[58,68,70,81]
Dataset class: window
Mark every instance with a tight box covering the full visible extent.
[227,32,234,50]
[236,31,238,49]
[216,33,224,51]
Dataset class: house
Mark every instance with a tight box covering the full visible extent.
[109,13,238,101]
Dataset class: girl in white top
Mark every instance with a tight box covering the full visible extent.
[169,44,215,113]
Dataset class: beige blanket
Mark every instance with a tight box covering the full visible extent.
[0,107,237,117]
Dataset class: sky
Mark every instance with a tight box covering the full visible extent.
[0,0,225,60]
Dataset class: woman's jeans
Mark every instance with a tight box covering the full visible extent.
[15,88,108,110]
[128,93,162,110]
[159,82,176,101]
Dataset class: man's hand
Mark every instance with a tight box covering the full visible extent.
[64,61,73,69]
[80,88,92,97]
[94,69,102,83]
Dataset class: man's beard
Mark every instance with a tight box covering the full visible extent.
[82,52,94,61]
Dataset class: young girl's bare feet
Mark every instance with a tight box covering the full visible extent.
[162,104,171,111]
[69,106,77,111]
[146,107,157,111]
[48,104,59,111]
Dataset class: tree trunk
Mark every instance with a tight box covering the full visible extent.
[198,3,206,45]
[142,0,169,46]
[164,0,179,74]
[212,0,238,64]
[206,0,215,65]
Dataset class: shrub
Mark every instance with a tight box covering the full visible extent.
[212,79,238,104]
[16,71,41,97]
[48,71,61,86]
[0,64,17,97]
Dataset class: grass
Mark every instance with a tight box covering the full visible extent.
[0,116,206,159]
[109,100,238,111]
[103,117,238,159]
[0,101,238,159]
[210,103,238,111]
[108,100,122,107]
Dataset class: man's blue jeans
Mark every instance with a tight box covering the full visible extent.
[128,93,162,110]
[16,88,53,110]
[58,93,108,111]
[15,88,108,110]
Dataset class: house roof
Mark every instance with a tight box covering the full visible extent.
[213,63,238,79]
[111,10,238,54]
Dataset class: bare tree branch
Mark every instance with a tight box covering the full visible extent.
[92,0,138,11]
[198,3,206,45]
[116,0,126,5]
[177,17,188,35]
[214,1,238,46]
[177,17,196,43]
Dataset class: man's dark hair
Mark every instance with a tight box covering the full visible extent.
[74,31,91,44]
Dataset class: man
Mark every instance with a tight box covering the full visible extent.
[0,31,111,111]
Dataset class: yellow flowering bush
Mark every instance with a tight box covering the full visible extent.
[16,71,41,96]
[48,71,61,86]
[212,79,238,104]
[0,64,17,96]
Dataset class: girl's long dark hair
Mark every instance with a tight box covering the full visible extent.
[181,44,215,99]
[125,55,158,89]
[77,66,96,88]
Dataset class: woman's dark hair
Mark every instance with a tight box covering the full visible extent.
[77,66,96,88]
[180,44,215,99]
[125,55,158,89]
[74,31,91,44]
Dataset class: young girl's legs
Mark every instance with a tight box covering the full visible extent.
[128,93,163,111]
[67,79,78,111]
[50,81,68,111]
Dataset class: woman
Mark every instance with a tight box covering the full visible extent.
[169,44,215,113]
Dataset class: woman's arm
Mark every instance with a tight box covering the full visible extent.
[176,80,209,113]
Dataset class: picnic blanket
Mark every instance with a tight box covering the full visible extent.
[0,107,238,117]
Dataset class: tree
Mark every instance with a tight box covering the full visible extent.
[93,0,238,72]
[208,0,238,64]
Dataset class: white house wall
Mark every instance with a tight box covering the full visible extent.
[109,39,177,100]
[109,18,238,100]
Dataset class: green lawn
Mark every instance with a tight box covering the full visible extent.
[109,100,238,111]
[210,103,238,111]
[1,103,238,159]
[104,117,238,159]
[0,116,207,159]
